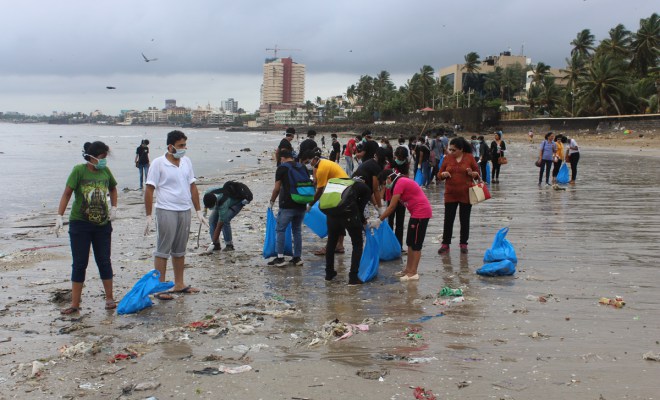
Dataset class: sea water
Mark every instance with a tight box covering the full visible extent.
[0,123,281,220]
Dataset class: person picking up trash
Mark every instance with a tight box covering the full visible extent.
[202,181,252,253]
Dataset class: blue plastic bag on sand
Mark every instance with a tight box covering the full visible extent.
[375,222,401,261]
[483,227,517,266]
[358,228,380,282]
[303,202,328,238]
[117,270,174,315]
[477,259,516,276]
[485,162,491,184]
[556,162,570,184]
[263,208,293,259]
[414,169,424,186]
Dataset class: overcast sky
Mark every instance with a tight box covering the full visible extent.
[1,0,657,115]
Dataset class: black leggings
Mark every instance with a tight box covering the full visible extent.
[387,202,406,247]
[569,152,580,181]
[538,159,552,184]
[442,202,472,245]
[326,214,363,278]
[491,160,501,180]
[552,159,562,177]
[479,161,488,181]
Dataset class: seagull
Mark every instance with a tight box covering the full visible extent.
[141,52,158,62]
[106,86,116,89]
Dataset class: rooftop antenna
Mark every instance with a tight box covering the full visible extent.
[521,41,525,56]
[265,44,301,58]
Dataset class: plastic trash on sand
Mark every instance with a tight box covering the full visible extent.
[375,222,401,261]
[477,227,517,276]
[303,202,328,238]
[117,270,175,315]
[358,228,379,282]
[263,208,293,258]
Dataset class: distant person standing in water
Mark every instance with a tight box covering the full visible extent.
[135,139,150,190]
[144,130,208,300]
[55,141,118,314]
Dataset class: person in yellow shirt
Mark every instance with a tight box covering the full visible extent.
[301,148,348,256]
[552,134,566,185]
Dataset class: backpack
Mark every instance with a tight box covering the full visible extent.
[282,163,315,204]
[222,181,253,203]
[319,178,357,216]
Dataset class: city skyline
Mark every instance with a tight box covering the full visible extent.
[1,0,657,115]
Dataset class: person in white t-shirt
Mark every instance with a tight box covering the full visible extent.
[144,130,208,300]
[566,136,580,184]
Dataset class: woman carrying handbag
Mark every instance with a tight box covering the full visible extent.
[490,132,506,183]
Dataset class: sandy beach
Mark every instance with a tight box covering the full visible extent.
[1,129,659,400]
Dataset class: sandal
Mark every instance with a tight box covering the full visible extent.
[154,292,175,301]
[105,299,117,310]
[334,248,345,254]
[60,306,81,315]
[394,270,407,277]
[313,248,327,256]
[172,286,200,294]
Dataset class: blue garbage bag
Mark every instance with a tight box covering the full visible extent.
[117,270,175,315]
[476,259,516,276]
[358,228,380,282]
[263,208,293,258]
[414,169,424,186]
[375,222,401,261]
[437,155,444,170]
[556,162,570,184]
[303,202,328,238]
[483,227,518,266]
[485,162,491,184]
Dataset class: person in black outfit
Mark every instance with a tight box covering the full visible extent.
[490,132,506,183]
[276,128,295,166]
[478,136,490,180]
[387,146,410,247]
[324,178,374,285]
[135,139,150,190]
[298,130,318,161]
[329,133,341,163]
[414,137,431,187]
[352,147,386,208]
[357,130,380,162]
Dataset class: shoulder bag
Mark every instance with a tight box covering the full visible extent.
[469,179,491,205]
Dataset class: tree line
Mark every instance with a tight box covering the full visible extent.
[342,13,658,121]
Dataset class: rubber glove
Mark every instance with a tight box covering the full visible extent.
[144,215,152,236]
[196,210,209,228]
[241,199,249,205]
[205,243,216,254]
[109,206,118,221]
[54,215,63,237]
[377,206,386,217]
[306,203,311,213]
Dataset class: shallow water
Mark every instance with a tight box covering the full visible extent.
[1,138,659,399]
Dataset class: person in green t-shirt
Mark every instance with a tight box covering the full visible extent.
[54,141,118,315]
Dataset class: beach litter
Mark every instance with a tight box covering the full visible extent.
[219,364,252,374]
[599,296,625,308]
[356,368,389,380]
[642,351,660,361]
[438,287,463,296]
[434,296,464,306]
[405,326,423,340]
[79,382,104,390]
[412,386,437,400]
[408,357,438,364]
[308,319,370,345]
[30,361,45,378]
[187,367,222,375]
[409,313,444,323]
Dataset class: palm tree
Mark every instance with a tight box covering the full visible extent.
[539,76,564,115]
[532,62,551,86]
[598,24,632,60]
[461,52,481,92]
[630,13,660,76]
[561,54,587,94]
[418,65,435,107]
[577,55,628,115]
[570,29,595,59]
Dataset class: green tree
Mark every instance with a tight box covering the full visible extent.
[597,24,632,60]
[571,29,595,59]
[630,13,660,76]
[417,65,436,108]
[532,62,551,86]
[461,52,481,92]
[576,55,628,115]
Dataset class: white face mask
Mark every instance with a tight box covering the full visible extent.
[169,146,187,159]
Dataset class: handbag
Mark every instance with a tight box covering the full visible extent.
[498,156,508,165]
[535,159,542,167]
[469,180,491,205]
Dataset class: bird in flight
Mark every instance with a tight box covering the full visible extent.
[141,52,158,62]
[106,86,116,89]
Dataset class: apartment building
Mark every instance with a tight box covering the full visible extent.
[260,57,305,115]
[439,51,530,93]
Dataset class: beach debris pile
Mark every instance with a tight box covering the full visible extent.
[307,319,370,346]
[599,296,625,308]
[433,286,465,306]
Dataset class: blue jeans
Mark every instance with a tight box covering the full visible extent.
[138,164,149,189]
[276,208,305,257]
[209,203,243,245]
[69,220,113,283]
[421,160,431,187]
[344,155,354,175]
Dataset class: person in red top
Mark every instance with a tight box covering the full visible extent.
[344,134,359,174]
[437,137,480,254]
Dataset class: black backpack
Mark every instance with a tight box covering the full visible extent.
[222,181,253,203]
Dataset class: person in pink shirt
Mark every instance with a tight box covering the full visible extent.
[377,171,432,281]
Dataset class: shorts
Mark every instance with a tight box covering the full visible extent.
[154,208,191,258]
[406,217,429,251]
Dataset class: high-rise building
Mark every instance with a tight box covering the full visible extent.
[260,57,305,114]
[165,99,177,109]
[224,98,238,113]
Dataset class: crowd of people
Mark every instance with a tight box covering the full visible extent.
[53,127,580,314]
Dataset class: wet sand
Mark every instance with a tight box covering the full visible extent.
[1,135,659,400]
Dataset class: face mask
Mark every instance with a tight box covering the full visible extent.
[395,159,406,165]
[89,156,107,169]
[170,146,186,159]
[385,182,393,189]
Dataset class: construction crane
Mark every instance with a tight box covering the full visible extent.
[265,44,301,58]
